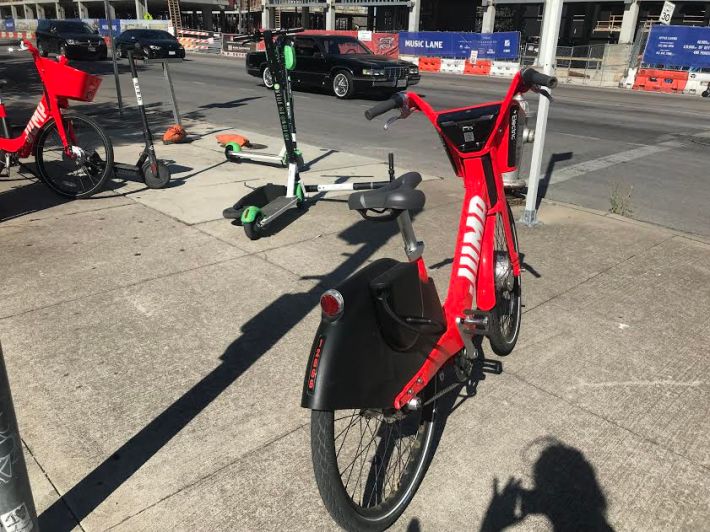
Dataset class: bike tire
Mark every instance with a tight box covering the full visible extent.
[311,387,437,531]
[35,113,113,199]
[488,202,522,356]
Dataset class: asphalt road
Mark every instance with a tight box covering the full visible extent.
[2,49,710,236]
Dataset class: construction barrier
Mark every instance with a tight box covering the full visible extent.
[178,29,222,54]
[490,61,520,78]
[418,57,442,72]
[633,69,688,93]
[685,72,710,95]
[464,59,492,76]
[0,31,34,40]
[440,58,465,74]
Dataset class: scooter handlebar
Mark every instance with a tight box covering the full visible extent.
[364,93,406,120]
[521,67,558,89]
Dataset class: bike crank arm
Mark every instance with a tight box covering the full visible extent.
[421,357,503,407]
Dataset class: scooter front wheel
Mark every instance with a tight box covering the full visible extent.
[142,160,171,189]
[311,390,438,531]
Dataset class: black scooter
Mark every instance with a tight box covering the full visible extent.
[113,45,171,189]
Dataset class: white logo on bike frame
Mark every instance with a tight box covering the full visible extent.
[457,196,487,296]
[22,101,48,146]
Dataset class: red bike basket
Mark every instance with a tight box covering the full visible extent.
[38,57,102,102]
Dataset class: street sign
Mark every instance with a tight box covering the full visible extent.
[659,1,675,25]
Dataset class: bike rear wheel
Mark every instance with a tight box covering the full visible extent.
[311,387,437,531]
[35,113,113,199]
[489,202,522,356]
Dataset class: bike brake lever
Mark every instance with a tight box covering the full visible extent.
[533,85,554,102]
[383,105,412,131]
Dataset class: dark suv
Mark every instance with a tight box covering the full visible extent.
[36,20,107,60]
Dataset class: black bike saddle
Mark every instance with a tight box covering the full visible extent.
[348,172,425,212]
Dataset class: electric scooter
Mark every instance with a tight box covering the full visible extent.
[113,45,171,189]
[223,28,393,240]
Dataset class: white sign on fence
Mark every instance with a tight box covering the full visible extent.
[659,1,675,25]
[358,30,373,42]
[469,49,478,64]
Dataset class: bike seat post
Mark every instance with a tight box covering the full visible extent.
[396,210,424,261]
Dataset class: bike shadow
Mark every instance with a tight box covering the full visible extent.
[38,214,402,531]
[479,437,614,531]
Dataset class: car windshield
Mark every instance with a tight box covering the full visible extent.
[55,21,94,34]
[135,30,176,40]
[320,37,371,56]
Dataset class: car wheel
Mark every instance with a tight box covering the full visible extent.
[332,71,355,99]
[262,66,274,89]
[37,41,48,57]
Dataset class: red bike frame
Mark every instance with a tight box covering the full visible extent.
[391,73,530,409]
[0,40,80,159]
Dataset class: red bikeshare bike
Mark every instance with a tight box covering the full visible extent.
[0,40,113,198]
[302,67,557,530]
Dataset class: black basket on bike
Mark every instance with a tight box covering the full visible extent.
[370,262,445,352]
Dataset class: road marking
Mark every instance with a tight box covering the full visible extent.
[549,140,682,185]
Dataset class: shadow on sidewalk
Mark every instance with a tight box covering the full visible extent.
[480,437,614,531]
[39,214,402,531]
[536,152,574,210]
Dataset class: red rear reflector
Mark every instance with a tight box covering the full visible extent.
[320,289,344,319]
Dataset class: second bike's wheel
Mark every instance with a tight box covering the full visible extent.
[311,385,438,531]
[142,160,171,189]
[35,113,113,199]
[488,202,522,356]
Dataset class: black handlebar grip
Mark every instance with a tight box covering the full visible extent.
[364,94,404,120]
[521,68,558,89]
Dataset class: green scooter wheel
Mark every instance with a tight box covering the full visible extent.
[243,212,263,241]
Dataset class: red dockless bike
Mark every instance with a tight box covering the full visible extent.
[301,67,557,531]
[0,40,113,198]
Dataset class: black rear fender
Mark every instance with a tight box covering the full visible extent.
[301,258,444,411]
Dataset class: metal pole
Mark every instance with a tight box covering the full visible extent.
[522,0,563,226]
[162,62,182,126]
[104,0,124,117]
[0,342,39,532]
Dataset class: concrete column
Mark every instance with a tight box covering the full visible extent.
[134,0,145,19]
[35,3,45,18]
[77,0,89,18]
[23,4,35,18]
[10,5,19,19]
[302,6,309,29]
[408,0,420,31]
[618,0,639,44]
[481,1,496,33]
[106,2,116,19]
[55,2,65,18]
[202,8,214,31]
[325,0,335,30]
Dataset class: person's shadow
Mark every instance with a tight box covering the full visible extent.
[480,437,614,531]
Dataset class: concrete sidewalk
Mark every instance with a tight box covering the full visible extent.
[0,124,708,531]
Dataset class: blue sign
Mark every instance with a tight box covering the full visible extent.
[399,31,520,60]
[3,18,15,32]
[98,19,121,38]
[643,25,710,68]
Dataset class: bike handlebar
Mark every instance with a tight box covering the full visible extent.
[364,93,406,120]
[521,67,558,89]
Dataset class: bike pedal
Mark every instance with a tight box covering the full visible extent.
[480,359,503,375]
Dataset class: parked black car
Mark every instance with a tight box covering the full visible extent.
[115,29,185,60]
[246,34,420,99]
[36,20,107,60]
